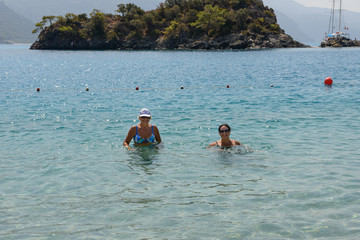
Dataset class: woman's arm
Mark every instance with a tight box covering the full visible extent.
[153,125,162,143]
[208,141,218,147]
[235,140,242,145]
[123,126,136,150]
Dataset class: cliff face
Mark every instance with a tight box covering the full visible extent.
[30,0,307,50]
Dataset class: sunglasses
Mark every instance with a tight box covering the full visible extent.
[219,129,230,133]
[140,116,151,119]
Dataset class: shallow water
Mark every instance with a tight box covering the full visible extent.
[1,45,360,239]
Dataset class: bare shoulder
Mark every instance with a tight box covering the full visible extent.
[235,140,242,145]
[209,141,218,147]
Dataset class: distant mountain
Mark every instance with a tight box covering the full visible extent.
[275,11,315,43]
[0,1,36,43]
[263,0,360,43]
[3,0,163,23]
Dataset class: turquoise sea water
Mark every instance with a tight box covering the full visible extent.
[1,44,360,239]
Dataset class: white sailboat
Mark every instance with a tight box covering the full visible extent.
[324,0,349,40]
[320,0,360,46]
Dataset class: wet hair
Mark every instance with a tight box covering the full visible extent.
[218,124,231,132]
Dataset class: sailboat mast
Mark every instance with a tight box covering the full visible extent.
[339,0,342,32]
[328,0,336,34]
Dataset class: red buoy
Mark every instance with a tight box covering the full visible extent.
[226,85,230,88]
[36,88,40,92]
[324,77,333,85]
[135,87,139,90]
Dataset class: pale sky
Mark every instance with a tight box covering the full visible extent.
[294,0,360,12]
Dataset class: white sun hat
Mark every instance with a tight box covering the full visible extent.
[139,108,151,117]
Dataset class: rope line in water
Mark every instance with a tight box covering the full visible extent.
[1,82,359,93]
[0,85,258,93]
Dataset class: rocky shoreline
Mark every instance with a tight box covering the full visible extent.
[321,37,360,48]
[30,31,307,50]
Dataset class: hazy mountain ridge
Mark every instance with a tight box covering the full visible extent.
[0,1,36,43]
[3,0,163,23]
[275,11,314,43]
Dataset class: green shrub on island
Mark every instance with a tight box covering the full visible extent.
[33,0,280,39]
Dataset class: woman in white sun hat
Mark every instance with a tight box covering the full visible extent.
[123,108,162,150]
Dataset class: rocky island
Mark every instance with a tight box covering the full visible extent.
[30,0,307,50]
[321,36,360,48]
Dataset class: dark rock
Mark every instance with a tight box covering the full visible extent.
[321,37,360,48]
[31,29,307,50]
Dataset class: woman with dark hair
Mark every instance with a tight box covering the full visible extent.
[209,124,241,148]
